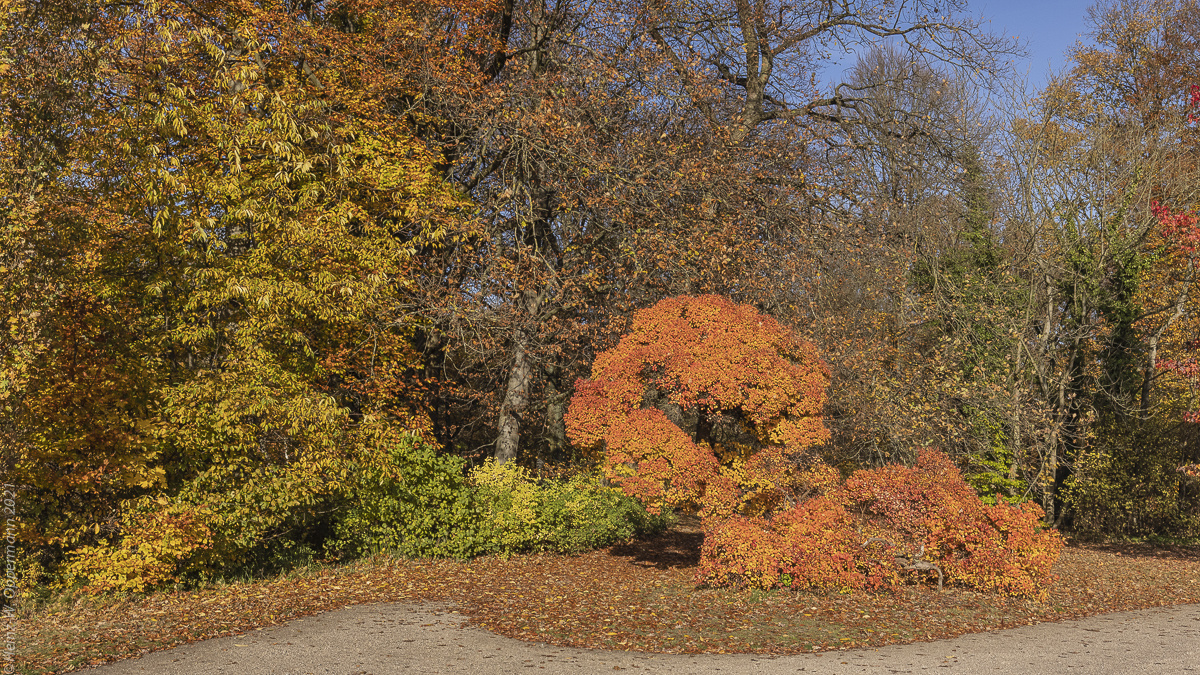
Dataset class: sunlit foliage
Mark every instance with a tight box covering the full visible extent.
[566,295,832,519]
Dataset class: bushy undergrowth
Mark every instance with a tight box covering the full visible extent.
[61,500,215,594]
[327,439,485,560]
[330,452,670,560]
[1064,420,1200,540]
[62,437,667,594]
[695,451,1064,598]
[471,459,671,555]
[62,460,339,593]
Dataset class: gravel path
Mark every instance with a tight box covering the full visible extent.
[83,601,1200,675]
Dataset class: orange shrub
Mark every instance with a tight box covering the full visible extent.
[696,496,896,591]
[840,450,1063,598]
[695,451,1062,598]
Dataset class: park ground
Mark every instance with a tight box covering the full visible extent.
[17,517,1200,674]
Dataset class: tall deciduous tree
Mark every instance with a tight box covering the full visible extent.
[997,0,1200,523]
[805,43,1025,485]
[1,0,467,563]
[393,0,1017,463]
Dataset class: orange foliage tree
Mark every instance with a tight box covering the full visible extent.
[565,295,833,520]
[568,295,1063,597]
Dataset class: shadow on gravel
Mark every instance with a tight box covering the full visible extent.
[608,514,703,570]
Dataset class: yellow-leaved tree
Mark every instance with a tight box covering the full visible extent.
[1,0,472,589]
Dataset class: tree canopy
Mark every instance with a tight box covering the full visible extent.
[4,0,1200,588]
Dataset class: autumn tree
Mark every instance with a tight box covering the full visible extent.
[1155,203,1200,419]
[565,295,832,520]
[1111,224,1200,526]
[758,40,1032,507]
[386,0,1018,465]
[1,0,470,576]
[994,0,1200,527]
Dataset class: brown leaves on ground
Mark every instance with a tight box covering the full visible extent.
[18,521,1200,674]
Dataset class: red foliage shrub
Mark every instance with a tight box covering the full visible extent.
[697,450,1062,597]
[696,496,896,591]
[840,450,1064,598]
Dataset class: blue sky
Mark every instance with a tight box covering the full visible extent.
[977,0,1095,89]
[818,1,1097,93]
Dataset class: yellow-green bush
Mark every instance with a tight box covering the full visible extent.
[59,439,667,593]
[61,435,477,591]
[470,460,545,552]
[330,450,667,561]
[61,499,213,594]
[325,437,484,560]
[470,460,670,555]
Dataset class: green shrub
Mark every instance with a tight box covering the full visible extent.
[331,448,666,560]
[470,460,670,555]
[326,437,484,559]
[538,471,672,552]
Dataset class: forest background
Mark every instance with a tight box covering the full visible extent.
[4,0,1200,590]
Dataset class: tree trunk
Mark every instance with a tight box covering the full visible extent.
[495,333,532,465]
[1140,261,1192,412]
[1008,337,1025,495]
[494,287,550,464]
[543,365,569,462]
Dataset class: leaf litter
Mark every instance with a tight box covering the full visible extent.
[17,520,1200,674]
